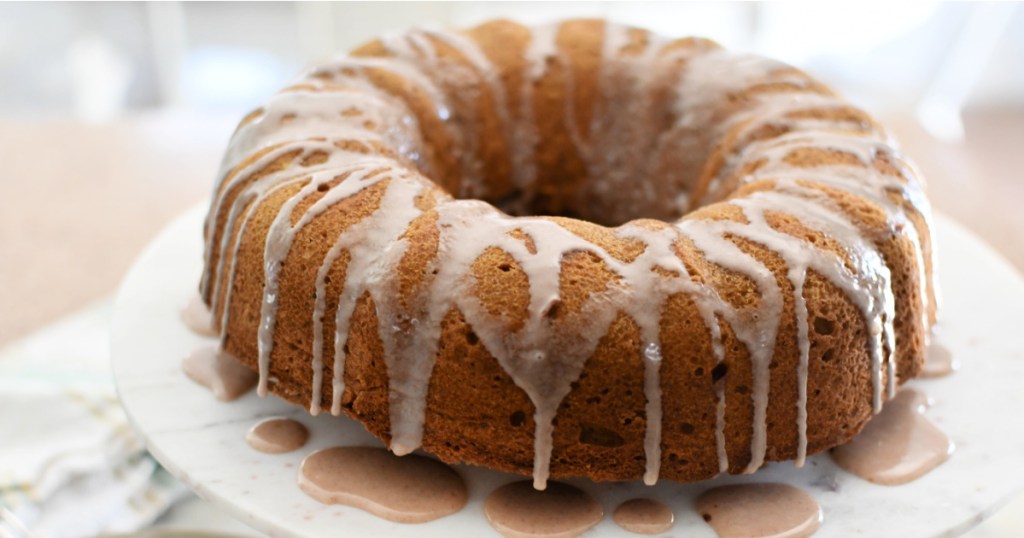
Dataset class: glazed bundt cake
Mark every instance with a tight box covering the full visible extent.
[199,19,937,488]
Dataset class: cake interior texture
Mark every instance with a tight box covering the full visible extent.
[199,18,937,487]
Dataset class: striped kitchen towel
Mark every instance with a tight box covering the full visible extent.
[0,301,186,538]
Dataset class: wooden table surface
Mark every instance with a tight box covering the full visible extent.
[0,107,1021,535]
[0,112,232,344]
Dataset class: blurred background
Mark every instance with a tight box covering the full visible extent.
[2,2,1023,122]
[0,1,1022,535]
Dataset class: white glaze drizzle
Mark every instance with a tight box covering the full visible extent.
[424,26,517,192]
[258,159,397,395]
[199,20,935,490]
[511,22,560,203]
[378,29,483,195]
[576,23,673,225]
[209,141,379,328]
[312,169,427,416]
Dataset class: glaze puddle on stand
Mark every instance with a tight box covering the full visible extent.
[921,342,958,378]
[246,418,309,454]
[484,480,603,538]
[831,388,953,485]
[182,346,258,401]
[181,293,217,337]
[697,483,822,538]
[298,446,466,523]
[612,498,673,534]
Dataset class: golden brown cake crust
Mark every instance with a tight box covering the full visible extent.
[201,19,936,484]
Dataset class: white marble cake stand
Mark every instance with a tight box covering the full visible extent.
[112,203,1024,538]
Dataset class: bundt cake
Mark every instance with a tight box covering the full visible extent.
[198,19,937,489]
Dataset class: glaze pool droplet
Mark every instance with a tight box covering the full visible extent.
[831,388,953,485]
[697,482,822,538]
[612,497,673,535]
[182,346,257,401]
[298,446,466,523]
[484,480,603,538]
[246,417,309,454]
[921,342,957,378]
[181,293,217,337]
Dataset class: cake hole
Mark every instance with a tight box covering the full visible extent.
[586,396,601,405]
[703,514,712,522]
[465,331,479,345]
[545,300,561,319]
[578,423,625,448]
[680,422,695,434]
[510,411,526,427]
[498,263,511,272]
[711,363,728,382]
[317,183,330,192]
[445,96,700,225]
[813,317,835,335]
[735,385,749,395]
[821,349,834,362]
[694,367,705,376]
